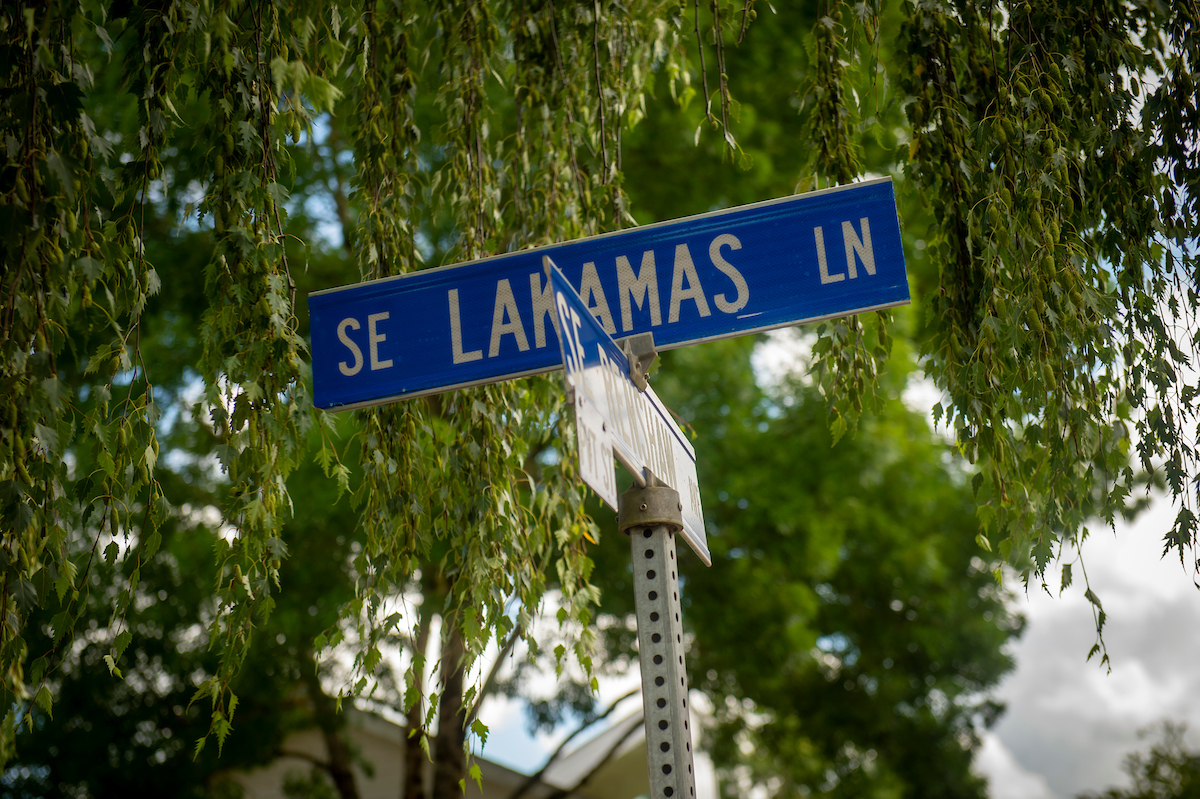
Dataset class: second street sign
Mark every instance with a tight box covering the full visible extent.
[310,177,909,410]
[548,259,709,565]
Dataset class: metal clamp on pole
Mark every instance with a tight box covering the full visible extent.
[620,332,657,393]
[620,478,696,799]
[618,475,682,536]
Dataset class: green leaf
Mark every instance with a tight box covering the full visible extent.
[468,763,483,790]
[470,718,488,748]
[144,442,157,475]
[266,181,290,208]
[46,149,77,202]
[830,413,847,446]
[34,684,53,716]
[113,630,132,659]
[13,578,40,611]
[41,376,65,410]
[333,463,351,498]
[33,424,58,455]
[302,74,343,113]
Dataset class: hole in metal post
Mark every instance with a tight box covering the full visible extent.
[658,719,669,730]
[648,570,657,579]
[665,789,673,797]
[646,550,655,558]
[655,676,664,686]
[652,633,662,643]
[654,655,663,664]
[649,591,658,600]
[657,698,666,708]
[661,742,670,752]
[650,612,659,621]
[643,530,652,538]
[663,765,672,775]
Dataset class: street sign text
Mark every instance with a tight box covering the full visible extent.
[310,178,908,410]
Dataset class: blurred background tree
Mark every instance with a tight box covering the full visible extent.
[1079,724,1200,799]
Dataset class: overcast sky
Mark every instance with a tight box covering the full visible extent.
[977,494,1200,798]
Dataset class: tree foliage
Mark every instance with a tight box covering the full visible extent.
[1080,724,1200,799]
[627,1,1200,645]
[0,0,682,762]
[1,0,1199,782]
[898,1,1200,609]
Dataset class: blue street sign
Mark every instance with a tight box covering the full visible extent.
[548,259,709,564]
[309,177,908,410]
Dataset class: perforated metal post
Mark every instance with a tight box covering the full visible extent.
[620,484,696,799]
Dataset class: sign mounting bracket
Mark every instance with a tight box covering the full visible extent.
[620,332,658,392]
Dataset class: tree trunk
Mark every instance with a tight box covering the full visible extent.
[404,603,434,799]
[302,665,361,799]
[432,619,467,799]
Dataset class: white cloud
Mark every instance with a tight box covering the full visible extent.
[751,328,815,391]
[976,732,1058,799]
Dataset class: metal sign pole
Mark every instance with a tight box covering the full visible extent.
[620,481,696,799]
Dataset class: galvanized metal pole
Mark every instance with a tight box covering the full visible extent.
[620,483,696,799]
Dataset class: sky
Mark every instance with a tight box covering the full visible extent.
[977,495,1200,798]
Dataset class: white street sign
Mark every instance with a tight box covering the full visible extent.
[549,259,709,565]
